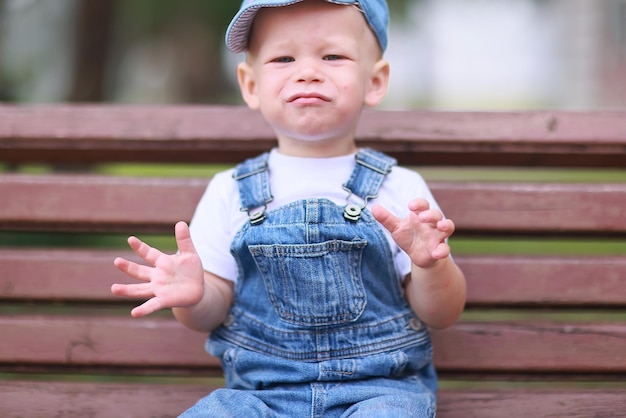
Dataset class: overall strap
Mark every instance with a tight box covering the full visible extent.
[342,148,396,221]
[232,152,273,225]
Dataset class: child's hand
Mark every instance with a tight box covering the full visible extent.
[111,221,205,317]
[372,198,454,268]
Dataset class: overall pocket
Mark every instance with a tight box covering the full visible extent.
[249,239,367,326]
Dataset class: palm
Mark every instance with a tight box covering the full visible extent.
[372,199,453,268]
[112,221,205,317]
[388,211,443,266]
[145,248,204,309]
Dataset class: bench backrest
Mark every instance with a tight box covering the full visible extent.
[1,105,625,417]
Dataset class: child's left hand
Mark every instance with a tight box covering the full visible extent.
[372,198,455,268]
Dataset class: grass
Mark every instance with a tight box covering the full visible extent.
[2,163,624,254]
[3,232,623,257]
[450,237,626,256]
[4,163,626,183]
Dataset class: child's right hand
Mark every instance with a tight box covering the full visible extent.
[111,221,205,318]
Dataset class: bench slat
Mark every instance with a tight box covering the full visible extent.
[0,381,213,418]
[0,381,624,418]
[431,321,626,373]
[2,174,625,235]
[436,182,626,236]
[2,105,626,167]
[459,255,626,306]
[0,316,216,370]
[0,174,207,232]
[436,389,626,418]
[2,316,626,375]
[2,250,625,307]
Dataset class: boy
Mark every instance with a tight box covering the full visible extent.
[112,0,466,416]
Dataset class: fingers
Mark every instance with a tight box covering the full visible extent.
[371,204,400,233]
[113,256,153,282]
[127,236,163,266]
[110,282,163,317]
[409,198,455,236]
[437,218,456,235]
[110,282,153,298]
[112,223,194,318]
[130,298,164,318]
[417,209,442,227]
[174,221,198,255]
[407,198,430,213]
[110,280,160,318]
[432,241,451,260]
[409,198,439,224]
[374,200,451,237]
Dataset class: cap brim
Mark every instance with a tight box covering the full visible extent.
[226,0,303,53]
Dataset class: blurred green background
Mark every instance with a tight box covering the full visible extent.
[1,0,625,109]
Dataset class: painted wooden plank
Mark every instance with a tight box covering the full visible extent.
[2,316,626,374]
[459,255,626,306]
[0,249,142,301]
[2,250,626,307]
[0,316,217,370]
[1,105,625,166]
[436,389,626,418]
[0,382,624,418]
[435,182,626,235]
[2,174,626,234]
[0,174,207,232]
[0,381,213,418]
[431,321,626,373]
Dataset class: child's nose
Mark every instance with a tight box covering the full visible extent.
[296,60,322,83]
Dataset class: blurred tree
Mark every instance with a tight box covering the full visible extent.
[0,0,14,102]
[74,0,411,104]
[68,0,116,101]
[389,0,414,16]
[4,0,413,104]
[111,0,240,103]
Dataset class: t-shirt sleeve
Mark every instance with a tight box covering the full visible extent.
[188,171,240,282]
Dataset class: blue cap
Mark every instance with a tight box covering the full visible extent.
[225,0,389,53]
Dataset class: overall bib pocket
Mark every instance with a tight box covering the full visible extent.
[249,239,367,326]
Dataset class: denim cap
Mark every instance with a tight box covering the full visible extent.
[226,0,389,53]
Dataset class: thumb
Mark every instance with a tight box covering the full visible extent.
[174,221,197,255]
[371,204,399,233]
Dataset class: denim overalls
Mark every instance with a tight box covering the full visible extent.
[181,149,437,418]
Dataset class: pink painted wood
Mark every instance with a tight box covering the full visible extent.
[2,175,625,235]
[1,105,625,417]
[1,105,625,166]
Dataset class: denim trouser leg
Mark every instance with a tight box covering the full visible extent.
[178,376,435,418]
[336,377,436,418]
[178,385,310,418]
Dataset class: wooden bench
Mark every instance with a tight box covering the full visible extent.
[1,104,625,417]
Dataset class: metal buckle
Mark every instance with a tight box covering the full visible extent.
[343,203,362,222]
[247,205,267,225]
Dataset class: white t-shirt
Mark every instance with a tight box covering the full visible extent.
[189,149,442,283]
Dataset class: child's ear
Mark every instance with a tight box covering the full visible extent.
[364,59,390,107]
[237,62,260,109]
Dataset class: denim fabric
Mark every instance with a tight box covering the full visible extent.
[180,376,435,417]
[180,150,436,417]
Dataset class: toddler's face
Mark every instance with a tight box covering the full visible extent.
[237,0,388,148]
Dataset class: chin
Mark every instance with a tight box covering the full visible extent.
[276,126,333,143]
[293,133,334,142]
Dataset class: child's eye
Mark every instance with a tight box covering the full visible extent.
[272,56,294,63]
[323,55,344,61]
